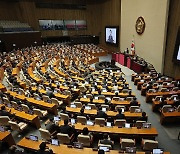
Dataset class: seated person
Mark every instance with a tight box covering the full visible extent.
[96,106,107,119]
[37,142,53,154]
[99,133,114,148]
[77,108,86,117]
[98,150,105,154]
[137,112,147,122]
[130,97,138,106]
[81,127,93,142]
[0,105,13,117]
[115,108,125,119]
[59,119,75,137]
[45,118,59,134]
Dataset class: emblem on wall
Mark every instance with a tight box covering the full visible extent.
[135,16,145,35]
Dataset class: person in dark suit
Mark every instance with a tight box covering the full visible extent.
[137,112,147,122]
[115,108,125,119]
[99,133,114,148]
[96,106,107,119]
[37,142,53,154]
[107,30,114,43]
[76,108,86,118]
[59,119,74,137]
[130,97,138,106]
[0,105,13,117]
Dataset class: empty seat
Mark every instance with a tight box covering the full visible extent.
[95,118,105,126]
[8,121,27,132]
[112,97,120,101]
[122,89,129,93]
[115,105,126,111]
[101,104,109,111]
[88,103,97,110]
[51,98,63,106]
[86,94,93,99]
[161,105,173,113]
[57,133,71,144]
[21,104,30,113]
[33,109,48,118]
[129,106,140,113]
[120,138,135,149]
[42,95,51,102]
[59,113,69,121]
[77,116,87,125]
[126,97,133,101]
[74,102,82,108]
[39,128,51,140]
[161,88,167,92]
[142,139,158,151]
[135,120,146,128]
[98,95,105,100]
[11,101,18,110]
[114,119,126,127]
[78,134,91,147]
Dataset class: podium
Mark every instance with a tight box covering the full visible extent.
[127,57,132,69]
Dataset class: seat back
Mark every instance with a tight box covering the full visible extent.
[161,88,167,92]
[101,105,109,111]
[161,105,172,113]
[86,94,93,99]
[42,95,50,102]
[21,104,30,113]
[142,139,158,151]
[19,88,25,95]
[122,89,128,93]
[114,119,126,127]
[57,133,70,144]
[3,97,10,105]
[33,109,43,117]
[148,89,155,93]
[112,97,120,101]
[135,120,146,128]
[98,95,105,100]
[0,116,10,126]
[74,102,82,108]
[88,103,96,110]
[115,105,125,111]
[120,138,135,149]
[77,116,87,125]
[8,121,20,131]
[126,97,133,101]
[78,134,91,147]
[154,96,162,101]
[172,87,179,91]
[129,106,140,113]
[39,128,51,140]
[95,118,105,126]
[51,98,62,106]
[11,101,18,110]
[59,113,69,121]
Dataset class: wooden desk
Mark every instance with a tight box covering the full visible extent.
[8,91,58,115]
[58,121,158,138]
[92,91,135,97]
[0,104,40,128]
[152,100,174,112]
[146,90,180,102]
[66,107,143,119]
[80,98,140,106]
[0,131,15,147]
[160,111,180,125]
[18,137,124,154]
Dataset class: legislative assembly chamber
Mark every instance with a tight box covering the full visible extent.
[0,0,180,154]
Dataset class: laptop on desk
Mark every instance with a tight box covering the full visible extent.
[153,149,164,154]
[29,135,38,141]
[99,146,110,152]
[125,147,136,153]
[51,139,59,146]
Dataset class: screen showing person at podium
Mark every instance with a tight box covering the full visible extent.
[177,45,180,60]
[105,28,117,44]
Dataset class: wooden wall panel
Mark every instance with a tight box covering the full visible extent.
[100,0,121,53]
[0,1,18,20]
[164,0,180,78]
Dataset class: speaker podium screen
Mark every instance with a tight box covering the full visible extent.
[105,26,119,46]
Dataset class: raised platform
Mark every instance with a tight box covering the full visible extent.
[95,60,121,71]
